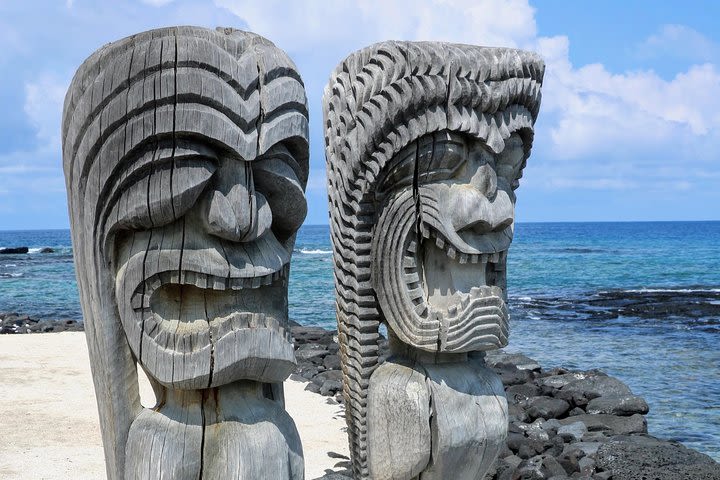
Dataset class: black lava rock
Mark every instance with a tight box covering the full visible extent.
[586,394,649,416]
[0,247,29,254]
[595,435,720,480]
[525,396,571,421]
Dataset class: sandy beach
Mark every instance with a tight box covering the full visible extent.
[0,332,349,480]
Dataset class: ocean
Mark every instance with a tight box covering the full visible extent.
[1,222,718,460]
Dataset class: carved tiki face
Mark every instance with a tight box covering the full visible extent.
[112,141,307,389]
[63,27,309,392]
[372,130,528,352]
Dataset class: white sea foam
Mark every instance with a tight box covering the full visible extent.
[27,247,69,254]
[298,249,332,255]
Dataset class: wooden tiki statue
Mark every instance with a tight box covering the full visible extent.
[62,26,309,479]
[323,42,544,479]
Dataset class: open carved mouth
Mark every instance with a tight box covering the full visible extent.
[114,229,298,388]
[130,264,290,346]
[404,225,510,351]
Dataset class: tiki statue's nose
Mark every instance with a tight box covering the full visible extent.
[202,158,272,242]
[448,163,514,234]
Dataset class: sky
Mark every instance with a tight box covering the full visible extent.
[0,0,719,229]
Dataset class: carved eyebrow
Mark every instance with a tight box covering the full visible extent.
[375,136,467,199]
[258,141,308,187]
[103,151,217,246]
[252,144,307,236]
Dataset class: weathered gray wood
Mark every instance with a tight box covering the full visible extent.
[421,359,508,480]
[323,41,544,479]
[201,381,304,480]
[63,26,309,479]
[367,360,431,480]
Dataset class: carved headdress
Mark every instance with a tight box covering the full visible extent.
[323,41,544,477]
[62,27,308,479]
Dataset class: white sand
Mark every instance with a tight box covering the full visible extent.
[0,332,348,479]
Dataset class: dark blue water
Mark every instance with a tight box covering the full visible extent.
[1,222,719,460]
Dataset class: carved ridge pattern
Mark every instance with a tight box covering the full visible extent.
[323,41,544,478]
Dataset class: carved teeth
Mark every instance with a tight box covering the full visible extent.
[406,240,417,253]
[183,271,197,288]
[155,329,170,349]
[231,312,250,330]
[131,294,146,310]
[195,273,208,289]
[248,314,261,328]
[489,252,500,263]
[435,237,445,249]
[133,266,288,312]
[159,271,173,286]
[408,288,424,301]
[212,276,226,290]
[149,277,162,290]
[403,256,416,268]
[404,272,420,284]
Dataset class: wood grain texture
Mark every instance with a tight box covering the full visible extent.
[323,41,544,479]
[63,26,308,479]
[420,358,508,480]
[366,356,508,480]
[366,360,431,480]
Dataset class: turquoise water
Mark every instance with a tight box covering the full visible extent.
[1,222,719,460]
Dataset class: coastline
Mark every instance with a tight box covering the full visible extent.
[1,320,718,479]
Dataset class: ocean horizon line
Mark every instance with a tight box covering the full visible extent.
[2,218,720,233]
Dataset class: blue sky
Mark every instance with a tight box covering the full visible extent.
[1,0,719,229]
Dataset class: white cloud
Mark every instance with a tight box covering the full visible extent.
[537,31,720,170]
[0,73,69,223]
[214,0,537,51]
[0,20,25,65]
[140,0,177,6]
[2,0,719,221]
[216,1,720,192]
[637,24,719,63]
[24,74,69,151]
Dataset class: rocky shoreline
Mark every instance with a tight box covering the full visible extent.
[291,325,720,480]
[3,313,718,480]
[0,312,83,334]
